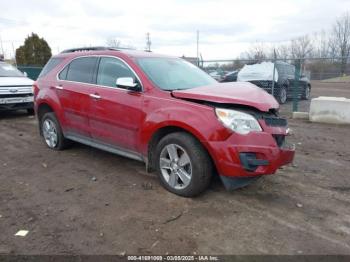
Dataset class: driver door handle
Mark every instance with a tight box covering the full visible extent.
[89,93,101,100]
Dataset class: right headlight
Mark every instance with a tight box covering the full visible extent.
[215,108,262,135]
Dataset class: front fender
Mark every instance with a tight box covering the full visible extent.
[138,105,231,155]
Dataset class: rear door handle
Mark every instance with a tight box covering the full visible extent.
[54,85,63,90]
[89,94,101,99]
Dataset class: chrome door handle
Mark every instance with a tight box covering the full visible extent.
[54,85,63,90]
[89,94,101,99]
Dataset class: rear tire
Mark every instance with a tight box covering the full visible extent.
[155,132,213,197]
[302,85,311,100]
[40,112,70,150]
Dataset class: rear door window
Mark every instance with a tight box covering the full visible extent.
[65,57,98,84]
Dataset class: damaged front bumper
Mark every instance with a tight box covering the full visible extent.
[206,129,295,190]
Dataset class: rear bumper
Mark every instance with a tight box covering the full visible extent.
[207,131,295,178]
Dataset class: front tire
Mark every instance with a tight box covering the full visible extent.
[155,132,213,197]
[40,112,70,150]
[277,85,287,104]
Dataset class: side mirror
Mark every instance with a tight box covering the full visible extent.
[116,77,141,91]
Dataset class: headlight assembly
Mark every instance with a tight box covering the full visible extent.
[215,108,262,135]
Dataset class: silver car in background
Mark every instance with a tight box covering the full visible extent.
[0,62,34,114]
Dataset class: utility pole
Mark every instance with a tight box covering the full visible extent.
[145,32,151,52]
[196,30,199,66]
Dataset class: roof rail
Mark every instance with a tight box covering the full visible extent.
[60,46,108,53]
[60,46,136,54]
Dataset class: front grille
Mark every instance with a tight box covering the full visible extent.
[264,117,287,127]
[0,93,33,98]
[0,85,33,95]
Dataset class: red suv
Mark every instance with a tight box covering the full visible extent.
[34,47,294,197]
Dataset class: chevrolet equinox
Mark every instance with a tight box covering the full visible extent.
[34,47,295,197]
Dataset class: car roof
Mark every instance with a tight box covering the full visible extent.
[54,47,177,60]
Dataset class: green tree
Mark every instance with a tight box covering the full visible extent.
[15,33,52,66]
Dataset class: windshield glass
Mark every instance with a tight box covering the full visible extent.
[0,63,25,77]
[137,57,216,90]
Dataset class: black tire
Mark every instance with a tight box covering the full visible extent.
[302,85,311,100]
[277,85,287,104]
[155,132,213,197]
[40,112,70,150]
[27,108,34,115]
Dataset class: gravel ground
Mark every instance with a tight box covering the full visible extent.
[0,81,349,255]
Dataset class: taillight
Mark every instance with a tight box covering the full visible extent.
[32,81,39,96]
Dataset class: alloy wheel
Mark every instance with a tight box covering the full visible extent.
[159,144,192,190]
[42,119,58,148]
[280,88,287,104]
[305,86,310,99]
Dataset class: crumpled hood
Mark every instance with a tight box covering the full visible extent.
[172,82,279,112]
[0,76,34,86]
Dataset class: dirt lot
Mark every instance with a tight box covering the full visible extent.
[0,81,350,255]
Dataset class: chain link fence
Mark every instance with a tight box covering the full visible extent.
[11,59,350,115]
[200,57,350,114]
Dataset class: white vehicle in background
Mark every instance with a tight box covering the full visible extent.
[0,62,34,114]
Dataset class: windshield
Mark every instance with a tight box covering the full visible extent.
[137,57,216,90]
[0,63,25,77]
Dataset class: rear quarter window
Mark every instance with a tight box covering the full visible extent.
[38,58,63,78]
[58,65,69,80]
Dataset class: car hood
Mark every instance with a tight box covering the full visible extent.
[172,82,279,112]
[0,76,34,86]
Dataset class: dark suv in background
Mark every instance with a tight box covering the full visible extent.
[237,61,311,104]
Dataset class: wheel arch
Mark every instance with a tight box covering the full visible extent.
[146,124,216,173]
[37,103,56,135]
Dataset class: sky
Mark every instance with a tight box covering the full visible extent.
[0,0,350,60]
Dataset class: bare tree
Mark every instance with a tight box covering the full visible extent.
[106,38,121,48]
[290,35,313,60]
[275,44,290,61]
[331,12,350,74]
[312,30,330,58]
[246,42,267,63]
[328,37,338,61]
[289,35,314,73]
